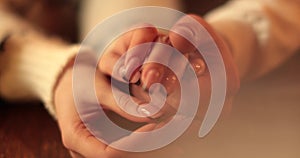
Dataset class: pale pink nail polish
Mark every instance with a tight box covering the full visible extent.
[191,58,206,76]
[121,57,140,81]
[142,69,161,90]
[130,71,141,83]
[138,104,160,117]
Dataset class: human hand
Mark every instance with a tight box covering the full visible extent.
[99,25,180,119]
[54,14,240,158]
[99,14,240,119]
[54,48,189,158]
[54,61,122,158]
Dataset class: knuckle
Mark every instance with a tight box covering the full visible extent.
[62,133,72,150]
[143,26,158,35]
[61,126,77,150]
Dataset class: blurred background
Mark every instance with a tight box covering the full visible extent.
[0,0,299,157]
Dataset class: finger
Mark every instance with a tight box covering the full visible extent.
[99,24,158,83]
[167,14,211,88]
[169,14,210,54]
[161,50,190,89]
[58,101,108,158]
[171,14,240,96]
[122,24,158,83]
[104,74,176,122]
[189,57,207,77]
[73,61,152,123]
[63,128,108,158]
[95,70,153,123]
[160,68,179,95]
[132,82,177,120]
[140,35,172,90]
[170,13,239,85]
[108,81,173,122]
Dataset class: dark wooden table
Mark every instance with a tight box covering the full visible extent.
[0,102,70,158]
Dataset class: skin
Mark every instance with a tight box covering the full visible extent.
[54,14,239,158]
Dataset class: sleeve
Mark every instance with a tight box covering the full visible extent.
[205,0,300,81]
[0,4,79,118]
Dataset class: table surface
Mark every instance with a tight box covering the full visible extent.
[1,1,300,157]
[0,102,70,158]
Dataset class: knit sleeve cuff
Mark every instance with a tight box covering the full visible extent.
[0,32,79,118]
[205,0,270,45]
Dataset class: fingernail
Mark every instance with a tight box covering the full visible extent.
[149,86,167,107]
[149,83,161,95]
[126,57,140,74]
[119,66,128,81]
[142,84,147,91]
[163,75,177,93]
[120,57,140,81]
[158,35,171,44]
[172,24,201,45]
[130,71,141,83]
[173,25,194,40]
[142,69,161,90]
[191,58,206,76]
[138,104,160,117]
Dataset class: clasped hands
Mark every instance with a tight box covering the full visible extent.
[54,14,240,158]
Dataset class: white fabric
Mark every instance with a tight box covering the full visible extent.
[205,0,270,45]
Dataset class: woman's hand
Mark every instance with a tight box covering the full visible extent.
[100,14,240,119]
[54,63,188,158]
[54,14,240,158]
[54,64,122,158]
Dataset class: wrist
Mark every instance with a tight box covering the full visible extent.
[53,56,75,100]
[0,40,79,118]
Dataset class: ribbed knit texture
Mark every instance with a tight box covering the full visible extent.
[0,33,78,117]
[0,4,79,118]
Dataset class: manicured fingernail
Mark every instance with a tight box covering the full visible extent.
[130,71,141,83]
[138,86,167,118]
[149,83,161,95]
[172,22,203,46]
[191,58,206,76]
[119,66,128,81]
[142,69,161,90]
[173,25,195,40]
[159,35,171,44]
[120,57,141,81]
[138,104,160,117]
[163,74,177,93]
[149,85,167,107]
[126,57,140,73]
